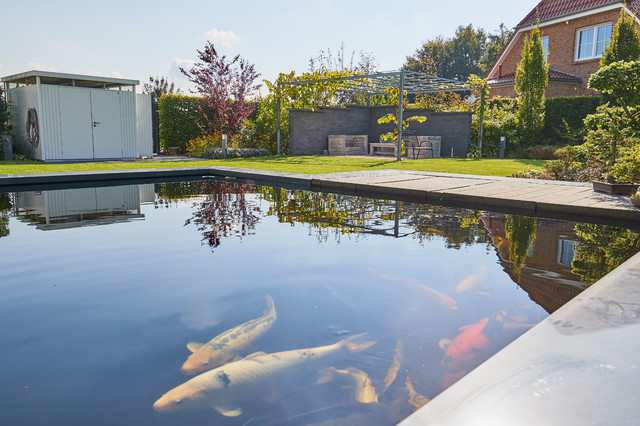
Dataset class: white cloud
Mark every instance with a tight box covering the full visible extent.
[27,62,56,72]
[204,28,241,49]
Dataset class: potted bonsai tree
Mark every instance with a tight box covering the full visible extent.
[587,61,640,194]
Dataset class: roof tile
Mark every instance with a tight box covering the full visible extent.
[517,0,640,27]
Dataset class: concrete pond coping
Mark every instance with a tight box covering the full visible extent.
[1,166,639,424]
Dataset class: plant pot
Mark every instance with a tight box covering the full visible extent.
[592,181,639,195]
[632,197,640,208]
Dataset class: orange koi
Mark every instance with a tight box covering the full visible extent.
[405,376,429,410]
[382,339,403,393]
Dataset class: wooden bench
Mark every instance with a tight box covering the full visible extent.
[370,142,398,156]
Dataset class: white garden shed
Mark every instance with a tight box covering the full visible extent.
[1,70,153,161]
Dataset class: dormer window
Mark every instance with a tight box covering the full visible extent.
[575,23,612,60]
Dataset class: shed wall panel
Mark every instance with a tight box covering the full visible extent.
[120,91,137,158]
[39,85,63,160]
[8,85,38,155]
[44,189,69,219]
[135,94,153,157]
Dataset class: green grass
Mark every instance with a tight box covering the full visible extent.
[0,156,547,177]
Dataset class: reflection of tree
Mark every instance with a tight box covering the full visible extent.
[186,182,261,248]
[572,223,640,285]
[505,215,538,282]
[0,193,12,238]
[259,187,488,246]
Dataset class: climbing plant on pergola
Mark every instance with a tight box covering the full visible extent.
[277,70,470,160]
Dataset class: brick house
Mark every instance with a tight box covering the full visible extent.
[487,0,640,98]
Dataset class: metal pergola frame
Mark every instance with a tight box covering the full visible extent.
[277,70,470,160]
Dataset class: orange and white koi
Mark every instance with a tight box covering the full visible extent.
[154,333,376,417]
[180,295,277,375]
[316,367,378,404]
[441,310,507,388]
[382,339,403,393]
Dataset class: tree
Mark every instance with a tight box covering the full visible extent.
[181,42,261,138]
[0,85,9,134]
[447,25,487,81]
[142,75,180,103]
[600,10,640,67]
[504,214,537,282]
[308,42,377,74]
[483,24,513,72]
[515,24,549,145]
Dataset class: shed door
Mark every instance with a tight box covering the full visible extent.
[91,90,123,158]
[59,87,94,159]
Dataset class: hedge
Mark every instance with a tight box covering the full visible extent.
[158,94,210,153]
[542,96,604,142]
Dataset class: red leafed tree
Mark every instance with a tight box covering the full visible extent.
[181,42,261,137]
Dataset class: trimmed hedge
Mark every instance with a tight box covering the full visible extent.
[542,96,604,142]
[158,94,209,153]
[201,147,271,159]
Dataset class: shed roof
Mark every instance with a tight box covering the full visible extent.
[1,70,139,88]
[517,0,640,28]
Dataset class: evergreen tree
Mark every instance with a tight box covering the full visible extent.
[600,10,640,66]
[515,25,548,145]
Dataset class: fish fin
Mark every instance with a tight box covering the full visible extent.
[186,342,204,353]
[264,294,276,315]
[438,338,452,352]
[213,405,243,417]
[340,333,376,353]
[316,368,336,385]
[242,351,267,360]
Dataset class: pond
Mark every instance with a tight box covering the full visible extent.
[0,179,638,425]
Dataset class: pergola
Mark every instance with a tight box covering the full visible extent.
[277,70,471,160]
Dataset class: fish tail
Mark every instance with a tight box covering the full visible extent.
[340,332,376,353]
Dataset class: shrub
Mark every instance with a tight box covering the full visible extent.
[187,134,221,158]
[472,98,520,157]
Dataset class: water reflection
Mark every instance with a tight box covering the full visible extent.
[11,185,154,230]
[0,193,11,238]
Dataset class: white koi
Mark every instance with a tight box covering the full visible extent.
[154,333,375,417]
[181,295,277,375]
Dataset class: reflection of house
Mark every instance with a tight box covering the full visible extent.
[15,185,155,230]
[486,0,640,97]
[480,214,585,313]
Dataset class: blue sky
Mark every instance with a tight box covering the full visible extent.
[1,0,539,93]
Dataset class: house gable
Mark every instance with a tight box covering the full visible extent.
[487,0,640,97]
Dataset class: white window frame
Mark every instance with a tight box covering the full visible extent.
[541,36,549,61]
[575,22,612,61]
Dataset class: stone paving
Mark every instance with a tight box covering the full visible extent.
[312,170,640,223]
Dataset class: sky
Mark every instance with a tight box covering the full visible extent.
[1,0,540,94]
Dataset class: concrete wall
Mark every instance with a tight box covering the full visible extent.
[289,106,370,155]
[289,105,472,157]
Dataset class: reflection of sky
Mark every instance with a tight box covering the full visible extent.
[0,185,553,425]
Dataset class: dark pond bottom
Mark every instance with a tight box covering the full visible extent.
[0,179,637,425]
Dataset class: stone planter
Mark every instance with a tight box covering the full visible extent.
[592,180,639,195]
[631,197,640,208]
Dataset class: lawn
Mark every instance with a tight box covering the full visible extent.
[0,156,547,177]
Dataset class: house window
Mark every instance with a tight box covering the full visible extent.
[576,23,612,60]
[557,239,578,267]
[541,36,549,61]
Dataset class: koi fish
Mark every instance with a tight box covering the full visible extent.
[441,310,507,388]
[455,265,487,294]
[369,268,458,311]
[180,295,277,375]
[316,367,378,404]
[154,333,376,417]
[405,376,429,410]
[382,339,403,393]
